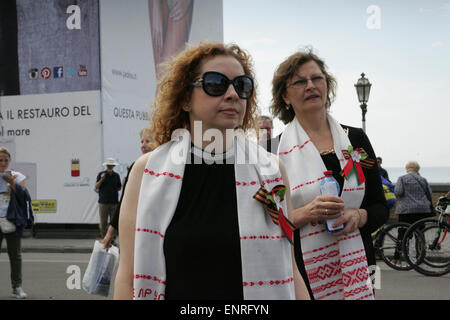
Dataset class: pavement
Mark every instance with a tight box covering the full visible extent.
[1,236,98,254]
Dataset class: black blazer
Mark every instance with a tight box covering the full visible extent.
[6,184,34,236]
[110,162,135,231]
[270,124,389,299]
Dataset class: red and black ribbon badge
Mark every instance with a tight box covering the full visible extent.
[253,185,295,245]
[340,147,375,185]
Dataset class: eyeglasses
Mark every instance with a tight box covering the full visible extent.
[287,74,326,89]
[192,71,254,100]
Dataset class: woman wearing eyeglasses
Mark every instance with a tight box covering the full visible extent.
[270,49,389,300]
[114,42,309,300]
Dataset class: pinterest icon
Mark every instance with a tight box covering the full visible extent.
[41,67,52,79]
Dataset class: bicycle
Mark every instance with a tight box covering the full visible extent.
[372,222,413,271]
[401,196,450,277]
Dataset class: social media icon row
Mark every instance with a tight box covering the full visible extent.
[28,66,88,80]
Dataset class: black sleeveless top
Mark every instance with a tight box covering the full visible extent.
[163,145,244,300]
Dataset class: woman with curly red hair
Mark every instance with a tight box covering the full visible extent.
[114,42,308,300]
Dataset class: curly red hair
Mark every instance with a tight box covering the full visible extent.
[149,42,259,148]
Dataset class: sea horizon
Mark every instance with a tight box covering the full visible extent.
[385,166,450,184]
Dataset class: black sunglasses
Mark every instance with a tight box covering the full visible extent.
[192,71,254,100]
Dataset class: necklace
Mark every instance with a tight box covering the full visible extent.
[319,148,335,155]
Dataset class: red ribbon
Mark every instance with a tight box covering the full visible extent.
[355,160,366,184]
[253,185,295,245]
[341,149,366,185]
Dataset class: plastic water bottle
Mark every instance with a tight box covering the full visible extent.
[320,170,344,233]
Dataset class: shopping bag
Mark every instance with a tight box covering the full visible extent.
[0,217,16,234]
[82,240,119,296]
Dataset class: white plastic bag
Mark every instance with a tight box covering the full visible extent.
[82,240,119,296]
[0,217,16,234]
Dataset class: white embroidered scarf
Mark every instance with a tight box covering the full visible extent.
[278,114,374,300]
[134,130,295,300]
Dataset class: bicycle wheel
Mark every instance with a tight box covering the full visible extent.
[377,222,413,271]
[402,218,450,277]
[417,223,450,275]
[402,219,435,268]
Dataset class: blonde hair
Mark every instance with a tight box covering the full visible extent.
[0,147,11,158]
[150,42,258,148]
[139,128,152,140]
[406,161,420,173]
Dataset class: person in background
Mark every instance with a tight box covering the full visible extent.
[95,158,122,238]
[257,115,273,150]
[114,42,309,300]
[0,147,28,298]
[393,161,434,264]
[377,157,390,182]
[270,48,389,300]
[102,129,154,249]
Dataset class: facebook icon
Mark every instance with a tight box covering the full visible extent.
[54,66,64,78]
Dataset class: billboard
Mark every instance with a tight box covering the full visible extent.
[100,0,224,168]
[0,0,223,225]
[0,0,102,224]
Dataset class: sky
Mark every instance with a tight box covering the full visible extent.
[223,0,450,168]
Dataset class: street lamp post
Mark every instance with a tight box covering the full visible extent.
[354,73,372,132]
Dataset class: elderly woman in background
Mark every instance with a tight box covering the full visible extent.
[393,161,434,263]
[270,48,389,300]
[394,161,433,220]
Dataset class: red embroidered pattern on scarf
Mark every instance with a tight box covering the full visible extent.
[316,288,344,300]
[341,248,366,259]
[342,266,370,287]
[356,291,374,300]
[341,255,368,269]
[307,260,341,284]
[310,267,372,299]
[243,277,294,287]
[302,233,371,299]
[300,229,327,240]
[235,176,283,187]
[302,241,339,256]
[136,227,164,238]
[301,232,362,255]
[240,235,286,240]
[338,233,362,242]
[312,279,343,295]
[303,250,339,266]
[344,284,373,299]
[291,176,325,191]
[135,274,167,285]
[343,187,364,192]
[278,140,310,155]
[144,168,182,180]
